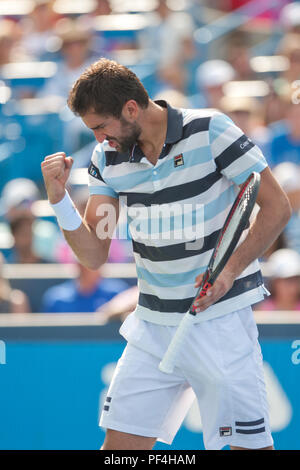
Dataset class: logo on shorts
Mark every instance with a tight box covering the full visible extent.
[174,154,184,167]
[103,396,112,411]
[219,426,232,437]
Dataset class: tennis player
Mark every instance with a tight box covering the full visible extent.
[41,58,291,450]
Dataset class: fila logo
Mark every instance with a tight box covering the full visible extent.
[174,154,184,167]
[184,362,292,434]
[103,396,112,411]
[219,426,232,437]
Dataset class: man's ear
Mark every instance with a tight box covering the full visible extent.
[122,100,139,121]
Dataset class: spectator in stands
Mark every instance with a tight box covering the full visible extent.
[0,252,30,313]
[79,0,139,54]
[267,88,300,167]
[273,162,300,256]
[190,59,235,109]
[38,19,98,153]
[256,248,300,311]
[20,0,60,60]
[224,30,257,81]
[0,178,39,221]
[219,95,272,161]
[91,0,112,16]
[214,0,288,21]
[97,285,139,323]
[0,19,25,67]
[138,0,196,94]
[154,89,190,108]
[78,0,115,56]
[7,213,49,264]
[280,2,300,34]
[1,178,61,263]
[41,260,129,313]
[79,0,112,24]
[39,18,96,99]
[219,95,259,134]
[277,33,300,86]
[261,82,288,127]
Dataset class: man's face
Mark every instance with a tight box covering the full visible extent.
[82,111,142,153]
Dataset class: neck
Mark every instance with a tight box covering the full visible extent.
[137,100,168,162]
[77,271,100,294]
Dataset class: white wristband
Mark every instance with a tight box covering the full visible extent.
[50,191,82,231]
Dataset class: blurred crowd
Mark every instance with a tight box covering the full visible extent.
[0,0,300,315]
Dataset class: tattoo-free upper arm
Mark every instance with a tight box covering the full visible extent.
[84,194,120,252]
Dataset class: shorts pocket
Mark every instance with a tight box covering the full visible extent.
[214,312,254,373]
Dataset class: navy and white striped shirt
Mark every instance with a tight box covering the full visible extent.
[88,100,268,325]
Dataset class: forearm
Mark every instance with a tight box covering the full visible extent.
[50,190,109,269]
[62,221,109,270]
[226,198,291,279]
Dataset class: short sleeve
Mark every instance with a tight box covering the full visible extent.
[209,112,268,185]
[88,145,119,199]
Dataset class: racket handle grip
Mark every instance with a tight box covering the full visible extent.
[159,312,195,374]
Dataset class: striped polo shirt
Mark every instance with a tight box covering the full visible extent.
[88,100,268,325]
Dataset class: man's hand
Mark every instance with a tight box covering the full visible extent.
[41,152,73,204]
[193,267,236,313]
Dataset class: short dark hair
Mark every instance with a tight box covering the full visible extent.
[67,57,149,118]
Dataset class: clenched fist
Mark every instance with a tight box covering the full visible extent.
[41,152,73,204]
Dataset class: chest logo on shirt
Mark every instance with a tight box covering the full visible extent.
[174,154,184,167]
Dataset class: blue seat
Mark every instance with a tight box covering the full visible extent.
[0,61,58,98]
[0,103,64,192]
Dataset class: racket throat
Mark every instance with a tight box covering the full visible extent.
[190,274,213,315]
[199,280,213,297]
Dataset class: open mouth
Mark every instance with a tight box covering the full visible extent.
[107,138,119,149]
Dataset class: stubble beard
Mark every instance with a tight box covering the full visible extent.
[117,116,142,153]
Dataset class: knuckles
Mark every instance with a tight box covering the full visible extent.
[42,153,66,164]
[41,155,66,171]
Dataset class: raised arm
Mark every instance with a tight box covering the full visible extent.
[64,193,119,270]
[41,152,119,270]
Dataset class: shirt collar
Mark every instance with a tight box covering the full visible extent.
[129,100,183,162]
[154,99,183,144]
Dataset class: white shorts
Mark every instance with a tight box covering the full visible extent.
[99,307,274,450]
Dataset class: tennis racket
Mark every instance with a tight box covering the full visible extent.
[159,171,261,374]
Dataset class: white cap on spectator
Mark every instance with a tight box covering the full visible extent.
[0,178,39,215]
[273,162,300,192]
[280,2,300,29]
[196,60,235,88]
[267,248,300,279]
